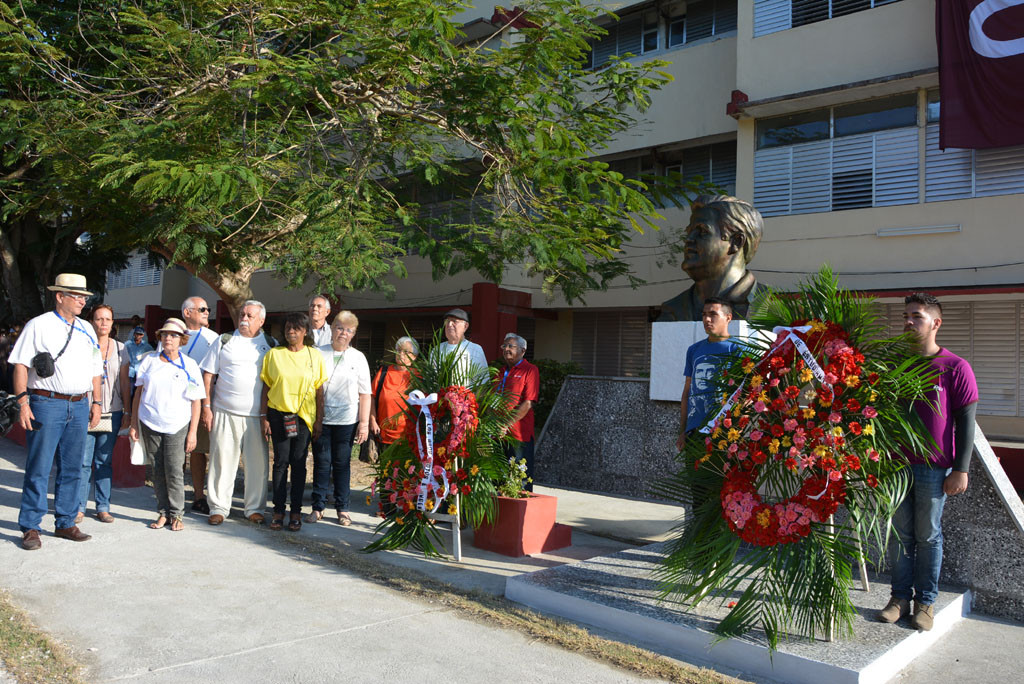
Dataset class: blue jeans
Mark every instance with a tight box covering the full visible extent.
[311,423,356,512]
[890,463,950,605]
[79,411,123,513]
[19,394,90,532]
[503,438,535,493]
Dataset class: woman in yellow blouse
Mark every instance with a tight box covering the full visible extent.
[260,312,327,531]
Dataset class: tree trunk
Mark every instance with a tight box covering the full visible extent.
[0,219,46,322]
[150,243,257,327]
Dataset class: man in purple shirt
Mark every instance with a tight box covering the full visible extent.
[878,293,978,631]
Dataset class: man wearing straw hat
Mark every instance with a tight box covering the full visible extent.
[9,274,103,550]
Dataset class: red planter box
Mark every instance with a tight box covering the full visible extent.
[473,492,572,557]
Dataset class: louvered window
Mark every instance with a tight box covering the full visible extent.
[571,309,652,377]
[754,0,903,37]
[754,95,918,216]
[588,11,659,69]
[880,302,1024,417]
[668,0,738,47]
[924,128,1024,203]
[106,251,163,290]
[664,141,737,196]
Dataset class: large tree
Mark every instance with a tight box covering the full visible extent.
[0,0,673,315]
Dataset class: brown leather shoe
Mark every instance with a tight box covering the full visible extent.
[95,512,115,523]
[247,513,265,525]
[54,525,91,542]
[208,514,225,525]
[22,530,41,551]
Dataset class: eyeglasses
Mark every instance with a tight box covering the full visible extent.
[500,343,519,350]
[59,292,88,302]
[334,327,357,335]
[193,307,210,313]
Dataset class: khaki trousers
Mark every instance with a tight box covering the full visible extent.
[206,411,269,517]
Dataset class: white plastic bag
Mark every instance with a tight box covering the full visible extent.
[130,438,146,466]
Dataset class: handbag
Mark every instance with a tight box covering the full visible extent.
[361,365,391,464]
[89,412,113,434]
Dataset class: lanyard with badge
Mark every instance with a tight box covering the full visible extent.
[497,359,523,394]
[161,351,197,390]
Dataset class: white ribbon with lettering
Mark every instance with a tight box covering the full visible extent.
[770,326,831,390]
[699,380,747,435]
[407,390,450,513]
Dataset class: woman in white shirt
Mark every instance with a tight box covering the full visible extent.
[129,318,206,531]
[78,305,130,523]
[305,312,370,526]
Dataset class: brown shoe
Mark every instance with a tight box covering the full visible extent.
[877,596,910,623]
[95,512,115,523]
[911,602,935,631]
[75,511,84,524]
[337,511,351,526]
[304,510,323,524]
[208,514,225,526]
[247,513,265,525]
[22,530,41,551]
[54,525,92,542]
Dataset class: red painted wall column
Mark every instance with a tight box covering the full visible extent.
[471,282,527,363]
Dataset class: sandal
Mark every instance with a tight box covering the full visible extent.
[304,510,324,524]
[337,511,351,527]
[287,515,302,532]
[269,515,284,531]
[170,517,184,532]
[149,516,168,529]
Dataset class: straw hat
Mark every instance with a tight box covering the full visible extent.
[155,318,191,344]
[46,273,92,296]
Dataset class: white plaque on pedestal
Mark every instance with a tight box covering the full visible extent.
[649,321,769,401]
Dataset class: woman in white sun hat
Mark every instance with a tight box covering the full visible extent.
[129,318,206,531]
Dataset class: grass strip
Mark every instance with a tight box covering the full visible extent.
[0,590,84,684]
[272,534,743,684]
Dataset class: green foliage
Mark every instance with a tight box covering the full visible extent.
[532,358,583,432]
[653,266,938,648]
[0,0,674,307]
[496,456,533,498]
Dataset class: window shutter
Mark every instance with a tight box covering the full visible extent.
[925,124,973,202]
[618,310,652,377]
[682,145,712,184]
[617,17,643,56]
[832,134,873,210]
[791,140,832,213]
[715,0,739,33]
[571,311,598,375]
[711,141,738,194]
[874,127,919,206]
[935,302,972,360]
[754,0,793,36]
[592,30,616,69]
[832,0,872,18]
[792,0,831,27]
[975,145,1024,198]
[686,1,716,42]
[754,146,793,216]
[971,302,1018,416]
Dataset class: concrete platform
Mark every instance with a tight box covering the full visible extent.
[506,542,970,684]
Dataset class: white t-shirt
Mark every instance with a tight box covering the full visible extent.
[319,345,371,425]
[201,332,272,417]
[433,339,489,387]
[135,353,206,433]
[181,326,219,364]
[9,311,102,394]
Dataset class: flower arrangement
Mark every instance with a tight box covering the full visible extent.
[365,332,512,557]
[655,267,938,647]
[496,457,533,499]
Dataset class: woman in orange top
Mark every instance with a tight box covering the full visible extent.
[369,336,419,449]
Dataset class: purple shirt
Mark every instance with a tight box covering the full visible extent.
[904,348,978,468]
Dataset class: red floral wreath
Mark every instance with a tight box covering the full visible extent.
[702,319,881,546]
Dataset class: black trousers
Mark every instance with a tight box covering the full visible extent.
[267,408,311,515]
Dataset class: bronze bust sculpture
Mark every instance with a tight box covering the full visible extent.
[657,194,765,321]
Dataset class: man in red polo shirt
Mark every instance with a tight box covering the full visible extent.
[495,332,540,491]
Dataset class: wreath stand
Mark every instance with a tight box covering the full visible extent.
[426,455,462,561]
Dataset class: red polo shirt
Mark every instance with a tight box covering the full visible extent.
[495,358,539,442]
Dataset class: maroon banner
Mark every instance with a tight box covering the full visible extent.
[937,0,1024,149]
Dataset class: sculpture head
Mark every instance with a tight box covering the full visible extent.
[681,194,763,284]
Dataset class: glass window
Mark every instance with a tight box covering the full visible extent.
[926,90,940,123]
[833,94,917,137]
[756,109,830,149]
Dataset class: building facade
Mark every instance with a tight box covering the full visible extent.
[104,0,1024,440]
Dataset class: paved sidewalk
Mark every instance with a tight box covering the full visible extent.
[1,436,1021,683]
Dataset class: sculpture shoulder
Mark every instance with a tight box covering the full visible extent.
[657,288,697,322]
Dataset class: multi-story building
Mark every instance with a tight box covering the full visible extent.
[105,0,1024,441]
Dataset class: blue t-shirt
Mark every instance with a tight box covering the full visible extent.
[684,338,738,433]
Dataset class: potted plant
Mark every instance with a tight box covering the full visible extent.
[473,456,571,557]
